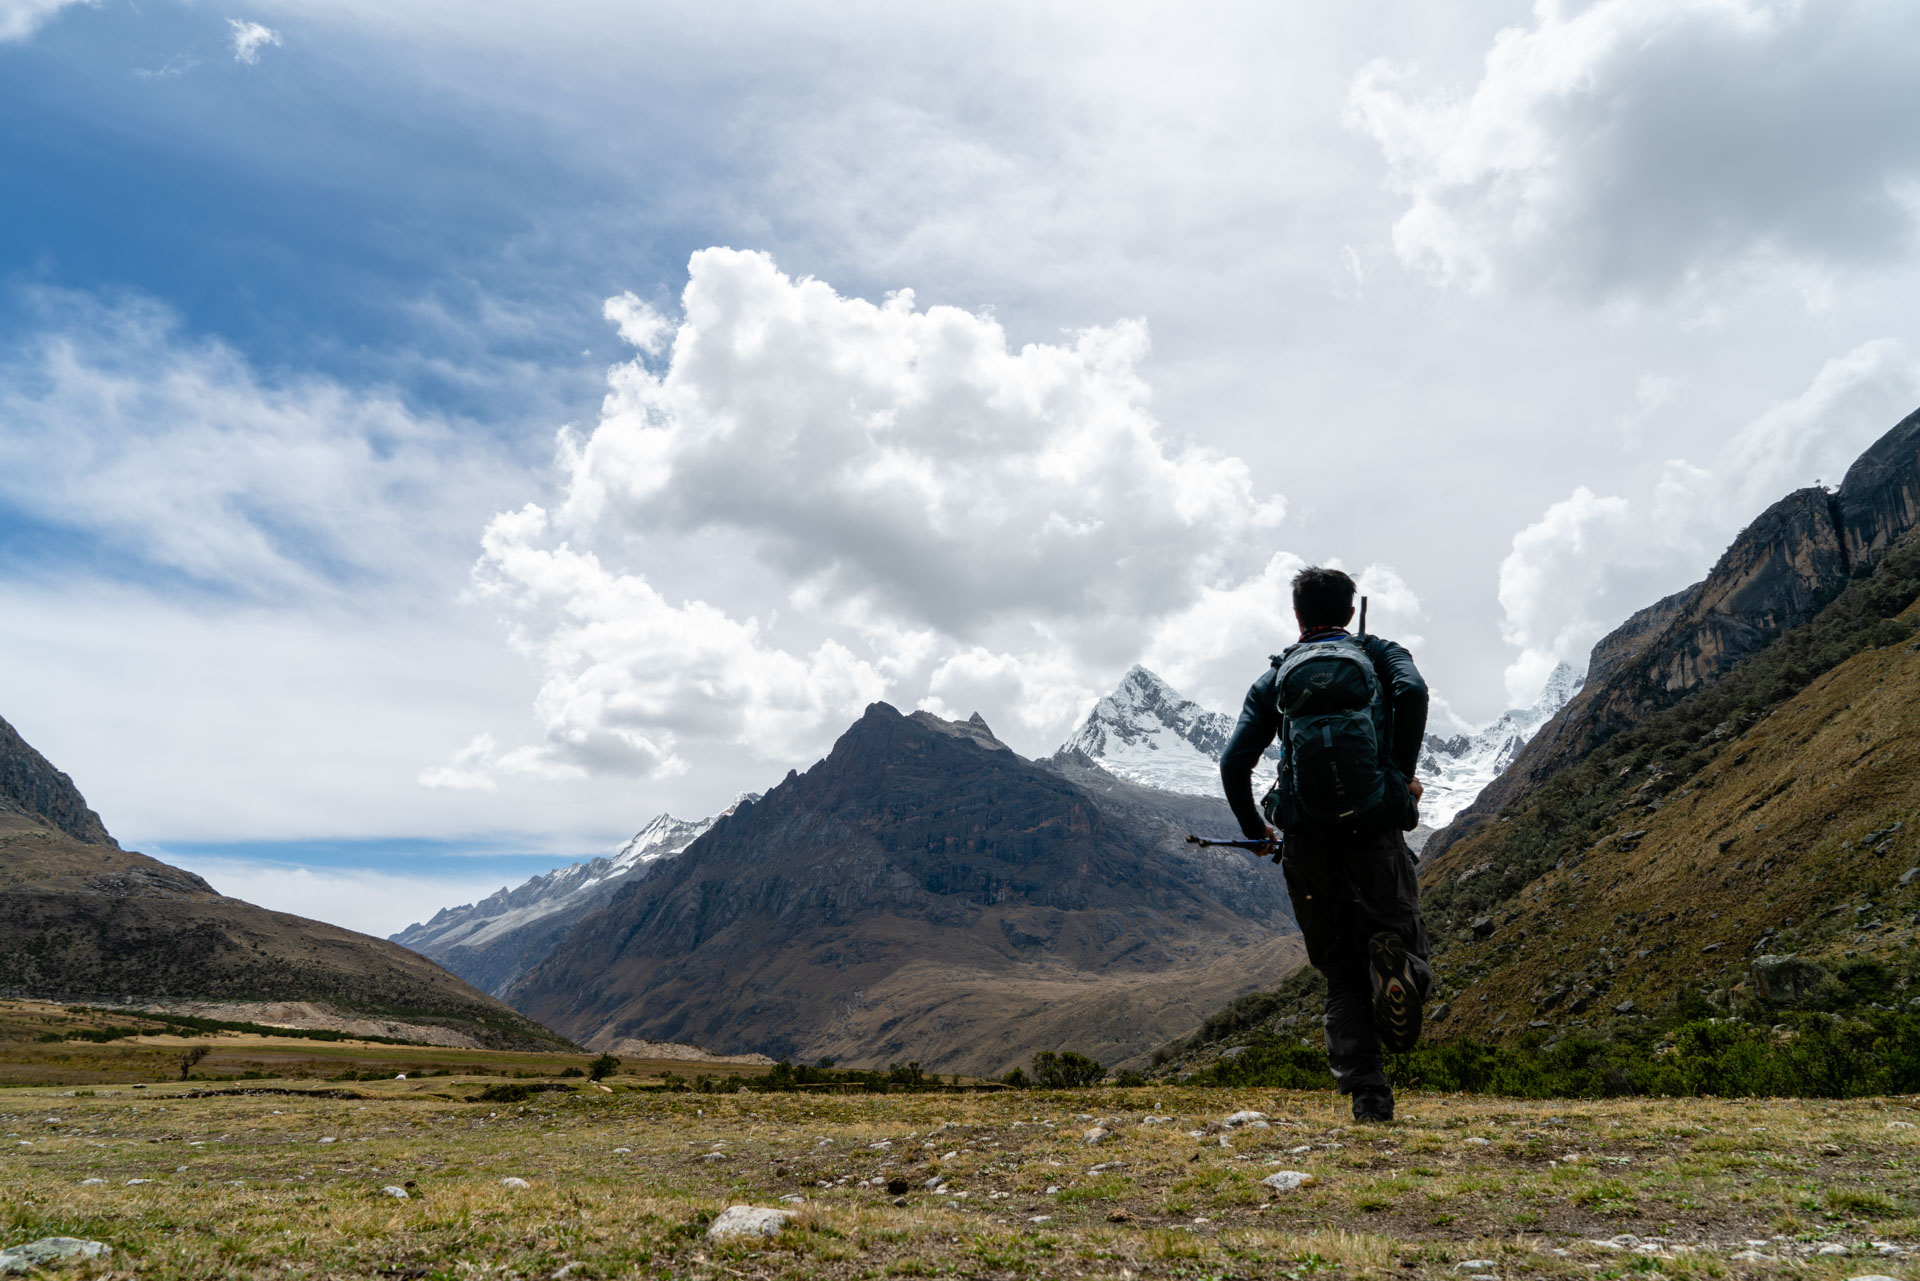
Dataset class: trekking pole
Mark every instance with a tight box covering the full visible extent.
[1358,594,1368,637]
[1186,834,1283,863]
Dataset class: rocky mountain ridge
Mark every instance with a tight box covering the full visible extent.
[392,805,747,995]
[1431,405,1920,860]
[508,703,1303,1075]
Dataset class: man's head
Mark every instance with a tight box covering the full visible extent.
[1292,566,1357,631]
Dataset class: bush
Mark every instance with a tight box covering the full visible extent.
[587,1053,620,1082]
[1030,1051,1104,1088]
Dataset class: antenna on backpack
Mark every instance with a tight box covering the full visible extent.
[1358,595,1368,637]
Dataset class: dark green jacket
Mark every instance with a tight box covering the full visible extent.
[1219,631,1429,839]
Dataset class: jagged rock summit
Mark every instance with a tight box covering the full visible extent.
[0,712,567,1050]
[509,702,1302,1074]
[392,801,751,996]
[1053,665,1272,796]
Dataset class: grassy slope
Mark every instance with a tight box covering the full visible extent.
[1161,526,1920,1086]
[0,814,574,1053]
[4,1080,1920,1279]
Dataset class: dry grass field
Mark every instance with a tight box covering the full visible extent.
[5,1072,1920,1280]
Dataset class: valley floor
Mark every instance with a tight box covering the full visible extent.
[3,1077,1918,1279]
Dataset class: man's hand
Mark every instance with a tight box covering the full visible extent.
[1264,823,1279,844]
[1408,778,1425,801]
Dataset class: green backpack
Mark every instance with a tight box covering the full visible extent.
[1265,635,1389,830]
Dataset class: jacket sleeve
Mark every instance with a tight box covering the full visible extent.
[1367,637,1429,778]
[1219,670,1281,839]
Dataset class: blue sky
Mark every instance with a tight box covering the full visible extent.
[7,0,1920,936]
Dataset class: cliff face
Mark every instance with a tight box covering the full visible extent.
[1429,405,1920,859]
[0,714,117,847]
[510,703,1301,1074]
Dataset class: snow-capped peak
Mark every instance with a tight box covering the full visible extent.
[1416,662,1584,828]
[1055,664,1272,796]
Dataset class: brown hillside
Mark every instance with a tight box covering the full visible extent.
[1419,595,1920,1041]
[0,720,570,1052]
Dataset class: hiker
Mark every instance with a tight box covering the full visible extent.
[1219,565,1433,1123]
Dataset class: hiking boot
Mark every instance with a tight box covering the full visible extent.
[1368,930,1424,1053]
[1352,1087,1394,1123]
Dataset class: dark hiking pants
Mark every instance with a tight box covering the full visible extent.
[1279,827,1432,1095]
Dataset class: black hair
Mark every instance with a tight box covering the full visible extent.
[1291,566,1357,629]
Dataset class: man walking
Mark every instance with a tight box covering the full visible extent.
[1220,566,1433,1122]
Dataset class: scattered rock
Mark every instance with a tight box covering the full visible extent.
[1817,1244,1849,1256]
[1613,1000,1637,1014]
[1028,1215,1052,1224]
[1260,1170,1315,1193]
[1752,955,1843,1007]
[78,1178,105,1186]
[779,1194,805,1204]
[501,1177,530,1189]
[1901,868,1920,886]
[701,1152,728,1163]
[1106,1210,1131,1223]
[318,1137,336,1144]
[1454,1262,1496,1274]
[1218,1045,1250,1060]
[1141,1115,1173,1125]
[1463,1137,1490,1147]
[125,1179,152,1186]
[891,1196,908,1207]
[1221,1110,1268,1128]
[1084,1127,1111,1145]
[1469,916,1495,939]
[379,1186,409,1199]
[1429,1001,1451,1024]
[0,1238,112,1274]
[705,1206,795,1242]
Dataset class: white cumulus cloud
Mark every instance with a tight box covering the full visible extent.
[228,17,282,65]
[1351,0,1920,300]
[473,248,1344,776]
[1497,339,1920,704]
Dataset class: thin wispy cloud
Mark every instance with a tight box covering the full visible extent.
[228,17,281,65]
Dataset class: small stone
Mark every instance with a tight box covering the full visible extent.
[1730,1251,1769,1261]
[125,1179,152,1186]
[1818,1244,1849,1256]
[395,1074,406,1080]
[1847,1275,1900,1280]
[318,1137,336,1144]
[1141,1115,1172,1125]
[1261,1170,1315,1193]
[1221,1110,1268,1128]
[702,1152,728,1162]
[613,1146,631,1153]
[1900,867,1920,886]
[1028,1215,1052,1223]
[1084,1126,1111,1145]
[706,1206,795,1242]
[779,1194,805,1204]
[1890,1122,1916,1130]
[1045,1185,1060,1194]
[1613,1000,1637,1014]
[380,1186,409,1199]
[1455,1262,1496,1274]
[891,1196,908,1207]
[1107,1208,1132,1222]
[78,1178,105,1186]
[501,1177,530,1189]
[0,1238,112,1275]
[1469,916,1495,938]
[1463,1137,1490,1147]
